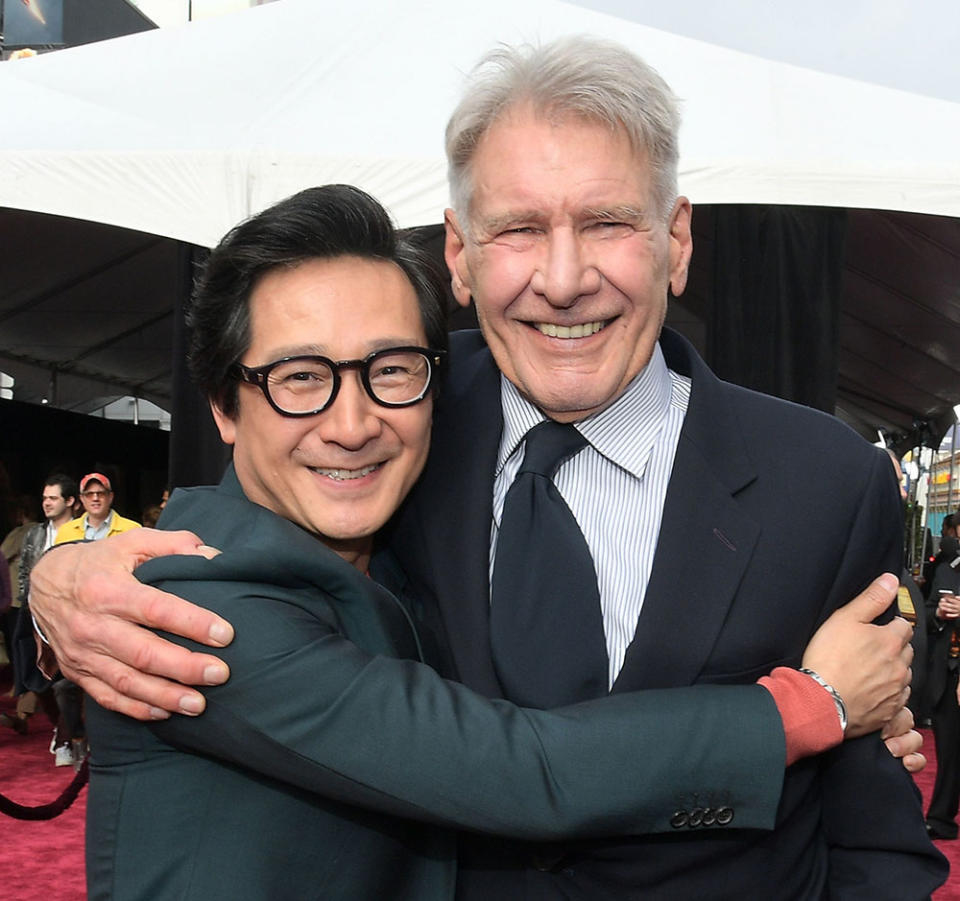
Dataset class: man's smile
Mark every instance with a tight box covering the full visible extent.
[309,463,382,482]
[531,319,611,339]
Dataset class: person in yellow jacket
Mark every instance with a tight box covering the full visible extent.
[54,473,140,544]
[50,472,139,766]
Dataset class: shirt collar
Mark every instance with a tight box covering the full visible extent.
[84,509,113,534]
[496,341,675,480]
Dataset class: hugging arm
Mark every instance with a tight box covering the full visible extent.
[138,565,786,839]
[32,528,916,760]
[816,449,945,896]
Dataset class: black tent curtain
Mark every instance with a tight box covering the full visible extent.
[168,244,230,490]
[168,207,849,488]
[707,205,846,415]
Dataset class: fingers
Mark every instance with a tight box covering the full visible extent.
[99,527,213,567]
[883,727,924,763]
[838,573,900,623]
[77,673,173,722]
[59,617,229,717]
[881,706,915,741]
[67,611,230,685]
[25,528,234,719]
[901,752,927,774]
[97,579,234,648]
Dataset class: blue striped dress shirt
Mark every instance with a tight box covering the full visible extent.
[491,342,691,689]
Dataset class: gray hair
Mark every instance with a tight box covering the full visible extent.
[445,35,682,225]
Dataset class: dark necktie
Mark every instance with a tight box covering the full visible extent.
[490,420,608,708]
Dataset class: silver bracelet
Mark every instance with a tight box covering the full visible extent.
[798,667,848,734]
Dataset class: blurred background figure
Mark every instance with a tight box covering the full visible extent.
[1,476,78,737]
[924,526,960,839]
[1,494,38,691]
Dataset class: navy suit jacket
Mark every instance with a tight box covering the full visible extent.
[388,328,946,900]
[86,465,792,900]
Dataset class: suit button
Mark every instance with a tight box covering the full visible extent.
[702,808,717,826]
[670,810,688,828]
[716,807,734,825]
[688,807,705,827]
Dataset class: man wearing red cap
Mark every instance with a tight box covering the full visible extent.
[55,473,140,544]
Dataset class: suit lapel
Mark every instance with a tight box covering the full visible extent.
[614,330,761,692]
[412,332,505,695]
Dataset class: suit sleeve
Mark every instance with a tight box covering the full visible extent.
[818,448,947,898]
[148,574,786,841]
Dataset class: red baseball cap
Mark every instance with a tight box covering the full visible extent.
[80,472,112,493]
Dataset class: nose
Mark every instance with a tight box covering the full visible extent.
[314,371,383,450]
[529,227,602,308]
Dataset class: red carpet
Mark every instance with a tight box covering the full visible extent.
[913,728,960,899]
[0,674,87,901]
[0,665,957,899]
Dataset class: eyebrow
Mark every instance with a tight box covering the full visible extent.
[582,204,649,223]
[478,204,651,233]
[477,210,544,233]
[254,337,427,363]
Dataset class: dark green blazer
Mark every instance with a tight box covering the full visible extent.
[85,465,786,900]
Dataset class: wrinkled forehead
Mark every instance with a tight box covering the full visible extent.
[486,101,645,159]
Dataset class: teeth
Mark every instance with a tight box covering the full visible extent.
[312,464,378,481]
[535,320,608,339]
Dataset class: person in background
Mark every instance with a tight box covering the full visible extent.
[923,513,958,599]
[887,450,928,716]
[1,494,37,681]
[55,473,140,543]
[142,505,163,529]
[0,475,76,736]
[49,474,138,765]
[925,532,960,839]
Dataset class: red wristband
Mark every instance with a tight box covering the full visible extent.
[759,667,843,766]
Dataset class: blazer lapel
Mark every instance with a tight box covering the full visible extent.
[411,332,505,695]
[614,330,761,692]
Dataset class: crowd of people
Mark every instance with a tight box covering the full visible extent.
[0,470,165,767]
[0,31,954,901]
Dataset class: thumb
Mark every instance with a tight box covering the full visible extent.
[841,573,899,623]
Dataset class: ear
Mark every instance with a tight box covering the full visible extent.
[443,209,474,308]
[667,197,693,298]
[210,399,237,446]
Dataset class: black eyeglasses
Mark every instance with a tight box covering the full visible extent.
[235,346,445,417]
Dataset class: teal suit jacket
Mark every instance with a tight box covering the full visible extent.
[85,465,787,900]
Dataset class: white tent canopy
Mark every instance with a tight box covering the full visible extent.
[1,0,959,247]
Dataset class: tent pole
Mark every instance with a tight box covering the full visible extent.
[949,419,959,516]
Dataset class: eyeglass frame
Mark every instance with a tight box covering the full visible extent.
[233,345,446,418]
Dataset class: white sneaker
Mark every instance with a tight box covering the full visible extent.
[54,744,75,767]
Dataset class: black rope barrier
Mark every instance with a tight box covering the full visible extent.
[0,757,88,820]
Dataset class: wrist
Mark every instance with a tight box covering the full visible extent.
[798,667,848,734]
[759,667,844,766]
